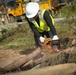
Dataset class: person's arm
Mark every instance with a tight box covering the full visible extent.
[26,18,41,38]
[43,10,57,35]
[43,11,59,42]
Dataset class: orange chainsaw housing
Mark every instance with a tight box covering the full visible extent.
[41,38,52,53]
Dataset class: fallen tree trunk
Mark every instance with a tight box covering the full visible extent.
[0,48,41,73]
[21,47,76,70]
[60,36,76,40]
[21,53,48,70]
[5,63,76,75]
[0,46,76,74]
[60,36,76,48]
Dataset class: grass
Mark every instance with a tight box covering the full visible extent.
[0,20,75,50]
[53,4,76,18]
[0,5,76,50]
[0,23,36,50]
[55,21,76,37]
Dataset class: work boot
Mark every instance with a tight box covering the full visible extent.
[52,45,59,52]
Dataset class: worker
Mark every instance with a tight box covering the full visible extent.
[26,2,60,52]
[1,4,7,19]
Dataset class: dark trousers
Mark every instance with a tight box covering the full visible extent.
[34,31,53,47]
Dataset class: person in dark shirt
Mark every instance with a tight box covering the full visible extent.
[26,2,60,52]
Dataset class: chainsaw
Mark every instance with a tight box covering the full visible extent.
[40,38,60,53]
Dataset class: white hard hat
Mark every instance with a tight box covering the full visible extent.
[26,2,39,18]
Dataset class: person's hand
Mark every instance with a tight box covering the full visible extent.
[52,35,59,40]
[39,36,45,42]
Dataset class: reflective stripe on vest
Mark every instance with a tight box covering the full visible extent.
[28,9,54,33]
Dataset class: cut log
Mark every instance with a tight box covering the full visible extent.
[0,47,41,72]
[60,36,76,40]
[21,53,48,69]
[20,47,76,70]
[0,46,76,74]
[5,63,76,75]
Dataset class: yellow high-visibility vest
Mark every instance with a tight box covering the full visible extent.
[28,9,54,33]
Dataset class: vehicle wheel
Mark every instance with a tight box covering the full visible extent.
[9,16,15,23]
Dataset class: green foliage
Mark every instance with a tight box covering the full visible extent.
[1,28,7,34]
[60,5,76,18]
